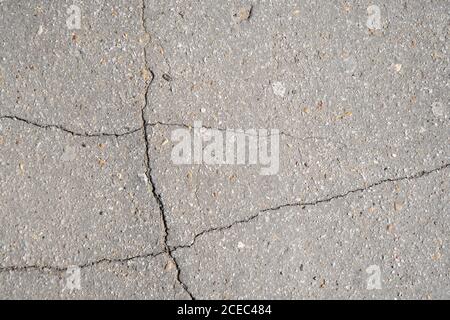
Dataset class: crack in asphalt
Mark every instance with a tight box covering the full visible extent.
[0,114,346,149]
[0,163,448,287]
[1,2,448,301]
[0,115,142,138]
[171,162,450,252]
[0,114,197,136]
[0,250,165,274]
[140,0,194,300]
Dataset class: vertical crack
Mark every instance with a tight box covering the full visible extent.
[140,0,195,300]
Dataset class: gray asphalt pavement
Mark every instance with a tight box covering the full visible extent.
[0,0,448,299]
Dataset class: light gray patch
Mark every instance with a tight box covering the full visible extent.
[431,102,446,118]
[60,145,77,162]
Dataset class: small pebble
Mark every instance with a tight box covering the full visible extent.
[234,6,252,23]
[431,102,445,118]
[272,82,286,97]
[387,224,395,232]
[394,200,404,211]
[141,68,152,82]
[162,73,172,81]
[98,159,107,167]
[165,260,176,271]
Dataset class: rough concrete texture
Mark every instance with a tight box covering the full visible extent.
[0,0,146,134]
[0,0,449,299]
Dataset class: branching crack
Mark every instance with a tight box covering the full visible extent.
[140,0,194,300]
[171,162,450,252]
[0,2,447,297]
[0,114,345,149]
[172,213,260,252]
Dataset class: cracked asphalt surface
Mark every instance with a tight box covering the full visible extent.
[0,0,449,299]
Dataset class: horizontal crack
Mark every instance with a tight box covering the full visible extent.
[1,115,340,145]
[0,114,187,137]
[2,163,448,274]
[171,162,450,252]
[0,115,142,138]
[261,162,450,213]
[0,250,165,274]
